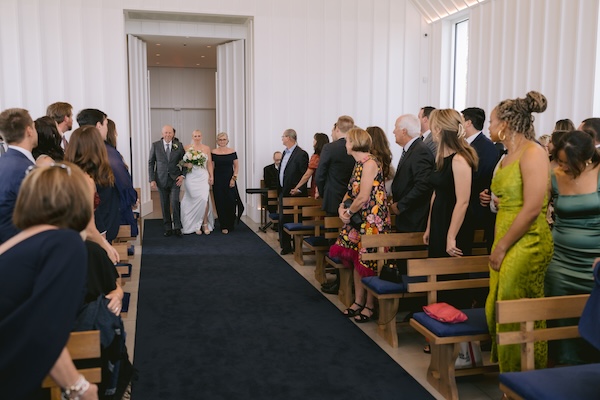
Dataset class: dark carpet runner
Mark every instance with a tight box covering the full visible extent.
[132,219,433,399]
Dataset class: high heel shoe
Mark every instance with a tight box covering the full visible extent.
[342,302,364,317]
[354,306,376,323]
[203,224,210,235]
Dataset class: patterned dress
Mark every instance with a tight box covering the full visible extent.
[485,156,553,372]
[330,155,391,277]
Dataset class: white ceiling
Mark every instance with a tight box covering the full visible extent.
[132,1,490,70]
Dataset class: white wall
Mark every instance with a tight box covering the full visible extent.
[428,0,599,136]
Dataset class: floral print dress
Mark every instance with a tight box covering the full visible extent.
[330,155,391,277]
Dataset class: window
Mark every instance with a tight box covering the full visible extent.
[452,19,469,111]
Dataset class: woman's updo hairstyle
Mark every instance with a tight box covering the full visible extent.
[496,91,547,140]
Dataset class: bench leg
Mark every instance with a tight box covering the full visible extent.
[337,268,353,307]
[293,235,304,265]
[314,250,326,284]
[427,343,459,400]
[377,298,400,348]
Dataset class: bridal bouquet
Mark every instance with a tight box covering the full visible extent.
[179,147,207,171]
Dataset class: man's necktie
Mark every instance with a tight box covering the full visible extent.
[0,142,5,157]
[62,136,68,149]
[397,148,406,169]
[166,143,171,160]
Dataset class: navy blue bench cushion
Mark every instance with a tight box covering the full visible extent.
[121,292,131,313]
[283,222,320,231]
[303,236,330,247]
[116,262,132,278]
[500,363,600,400]
[362,276,406,294]
[412,307,488,337]
[268,213,279,220]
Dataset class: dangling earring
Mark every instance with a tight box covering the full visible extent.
[498,129,506,141]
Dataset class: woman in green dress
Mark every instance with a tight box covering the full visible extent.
[485,91,554,372]
[546,130,600,365]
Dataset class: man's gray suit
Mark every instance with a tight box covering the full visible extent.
[148,139,185,231]
[422,132,437,157]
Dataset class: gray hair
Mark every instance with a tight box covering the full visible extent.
[283,129,297,141]
[397,114,421,138]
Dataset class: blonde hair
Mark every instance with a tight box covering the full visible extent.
[217,132,228,141]
[346,127,372,152]
[13,162,92,231]
[429,109,478,171]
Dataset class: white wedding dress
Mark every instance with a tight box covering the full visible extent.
[181,160,214,234]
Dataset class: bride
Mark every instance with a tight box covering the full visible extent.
[181,130,215,235]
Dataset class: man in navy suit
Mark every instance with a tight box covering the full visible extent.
[390,114,435,233]
[0,108,37,243]
[278,129,309,254]
[462,107,499,251]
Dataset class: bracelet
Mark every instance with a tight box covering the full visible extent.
[62,374,90,400]
[345,208,354,217]
[231,175,237,181]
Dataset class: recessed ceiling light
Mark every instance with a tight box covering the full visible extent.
[156,43,161,46]
[207,45,212,48]
[201,55,205,58]
[156,54,160,56]
[156,62,160,64]
[196,63,200,66]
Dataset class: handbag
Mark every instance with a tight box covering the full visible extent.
[343,198,363,230]
[380,264,403,284]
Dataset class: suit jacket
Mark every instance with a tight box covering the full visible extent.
[279,146,309,197]
[315,138,356,214]
[469,133,500,227]
[391,139,435,233]
[263,163,279,189]
[148,139,185,188]
[422,132,437,158]
[0,148,34,243]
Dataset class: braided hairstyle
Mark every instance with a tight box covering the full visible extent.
[495,91,547,139]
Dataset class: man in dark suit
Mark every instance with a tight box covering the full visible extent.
[278,129,309,254]
[462,107,500,251]
[148,124,186,237]
[0,108,37,243]
[390,114,435,233]
[419,106,437,157]
[263,151,282,213]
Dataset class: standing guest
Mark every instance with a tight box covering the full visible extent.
[419,106,437,157]
[46,102,73,149]
[424,109,478,258]
[290,132,329,198]
[106,119,138,237]
[329,128,391,322]
[555,118,576,132]
[65,126,121,243]
[546,130,600,365]
[578,118,600,148]
[390,114,435,232]
[366,126,394,186]
[0,162,98,400]
[315,117,356,294]
[148,125,185,237]
[0,108,37,243]
[263,151,282,213]
[462,107,499,251]
[181,130,214,235]
[278,129,309,254]
[485,91,553,373]
[33,116,64,161]
[212,132,242,234]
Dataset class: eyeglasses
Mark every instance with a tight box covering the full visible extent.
[26,162,72,176]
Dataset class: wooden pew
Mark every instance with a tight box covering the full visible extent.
[360,232,428,348]
[304,216,343,284]
[41,330,102,400]
[266,189,279,229]
[281,196,322,264]
[407,255,498,400]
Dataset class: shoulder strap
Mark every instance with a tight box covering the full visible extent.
[0,225,58,256]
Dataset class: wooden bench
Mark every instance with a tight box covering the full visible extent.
[360,232,428,348]
[266,189,279,229]
[407,255,498,400]
[41,330,102,400]
[496,294,593,399]
[281,196,322,264]
[304,216,343,284]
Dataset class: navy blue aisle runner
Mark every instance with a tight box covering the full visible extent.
[132,219,434,399]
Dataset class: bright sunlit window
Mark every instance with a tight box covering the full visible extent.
[453,19,469,111]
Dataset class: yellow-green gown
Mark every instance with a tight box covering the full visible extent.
[485,158,553,372]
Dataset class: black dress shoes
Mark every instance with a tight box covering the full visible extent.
[280,248,292,255]
[164,230,173,237]
[174,229,182,237]
[321,282,339,295]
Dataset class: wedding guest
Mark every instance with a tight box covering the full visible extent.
[0,162,98,400]
[366,126,394,185]
[290,132,329,198]
[46,101,73,149]
[33,116,64,161]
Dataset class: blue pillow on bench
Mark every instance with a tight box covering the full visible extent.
[303,236,330,247]
[283,222,318,231]
[412,307,488,337]
[499,363,600,400]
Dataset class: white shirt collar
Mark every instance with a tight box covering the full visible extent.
[466,131,482,144]
[8,145,35,164]
[402,136,420,152]
[422,130,431,140]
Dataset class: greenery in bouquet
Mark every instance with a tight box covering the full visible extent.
[179,147,207,172]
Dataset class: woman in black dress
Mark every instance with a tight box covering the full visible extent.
[212,132,242,234]
[424,109,478,258]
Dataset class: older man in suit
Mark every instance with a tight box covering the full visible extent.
[390,114,435,233]
[148,125,185,237]
[462,107,499,250]
[0,108,37,243]
[278,129,309,254]
[419,106,437,157]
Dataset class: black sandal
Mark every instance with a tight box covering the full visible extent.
[354,306,375,323]
[342,302,364,317]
